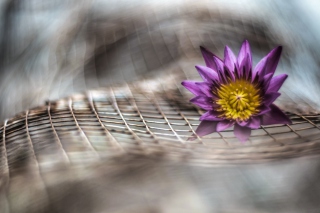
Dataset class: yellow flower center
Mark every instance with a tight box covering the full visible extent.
[215,79,261,121]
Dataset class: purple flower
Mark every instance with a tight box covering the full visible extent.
[181,40,291,142]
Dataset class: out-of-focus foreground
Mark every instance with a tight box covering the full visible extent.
[1,0,320,212]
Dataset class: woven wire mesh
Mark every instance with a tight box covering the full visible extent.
[1,68,320,181]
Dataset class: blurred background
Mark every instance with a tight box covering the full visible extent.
[0,0,320,121]
[1,0,320,212]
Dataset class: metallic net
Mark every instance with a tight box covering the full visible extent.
[1,69,320,175]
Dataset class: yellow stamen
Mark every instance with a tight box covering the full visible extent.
[215,79,261,121]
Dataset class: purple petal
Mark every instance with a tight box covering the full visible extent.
[181,80,204,96]
[216,120,234,132]
[195,82,213,97]
[253,46,282,79]
[213,56,224,72]
[261,104,292,125]
[237,119,249,127]
[195,120,219,137]
[213,56,227,83]
[195,65,219,82]
[234,124,252,143]
[237,40,252,78]
[268,74,288,93]
[262,73,273,92]
[239,54,251,80]
[257,104,271,115]
[224,46,237,73]
[217,67,227,84]
[237,116,260,129]
[200,46,220,71]
[246,116,261,129]
[263,92,281,106]
[190,96,213,110]
[252,57,267,82]
[200,111,223,121]
[264,46,282,75]
[223,65,235,81]
[237,40,252,65]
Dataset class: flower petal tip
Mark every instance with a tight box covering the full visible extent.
[199,46,207,52]
[181,80,204,96]
[194,120,218,137]
[267,74,288,93]
[195,65,219,82]
[261,104,291,125]
[187,135,197,141]
[234,124,251,143]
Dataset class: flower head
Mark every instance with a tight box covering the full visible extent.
[182,40,291,142]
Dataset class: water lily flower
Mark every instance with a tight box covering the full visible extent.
[182,40,291,142]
